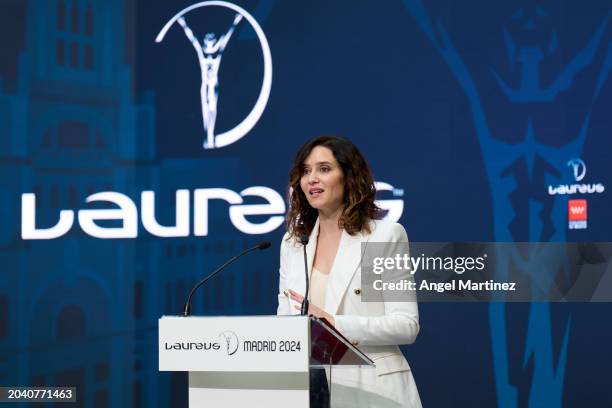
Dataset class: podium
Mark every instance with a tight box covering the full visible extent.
[159,315,374,407]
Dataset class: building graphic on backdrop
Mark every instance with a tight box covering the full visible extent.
[0,0,155,406]
[0,0,263,406]
[155,1,273,150]
[403,1,611,407]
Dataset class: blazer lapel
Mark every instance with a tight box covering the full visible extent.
[325,229,367,315]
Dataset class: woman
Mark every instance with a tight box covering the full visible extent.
[277,136,422,408]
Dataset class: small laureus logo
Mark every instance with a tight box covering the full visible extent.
[156,1,273,149]
[567,158,586,182]
[218,330,239,356]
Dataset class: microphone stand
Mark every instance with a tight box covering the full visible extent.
[300,235,310,315]
[183,241,270,316]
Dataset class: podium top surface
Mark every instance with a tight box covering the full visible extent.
[310,316,373,366]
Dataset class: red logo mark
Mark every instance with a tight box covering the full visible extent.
[568,199,587,221]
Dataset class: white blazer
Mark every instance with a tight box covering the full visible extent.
[277,218,422,408]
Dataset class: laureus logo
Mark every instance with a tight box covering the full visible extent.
[548,157,605,196]
[156,1,273,149]
[218,330,239,356]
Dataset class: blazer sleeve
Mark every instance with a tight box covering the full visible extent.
[276,234,291,315]
[333,223,420,346]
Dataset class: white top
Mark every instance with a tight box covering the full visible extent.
[310,267,329,310]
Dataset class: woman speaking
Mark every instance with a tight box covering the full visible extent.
[276,136,422,407]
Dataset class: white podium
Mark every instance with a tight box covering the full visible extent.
[159,315,373,408]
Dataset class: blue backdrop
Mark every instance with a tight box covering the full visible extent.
[1,0,611,406]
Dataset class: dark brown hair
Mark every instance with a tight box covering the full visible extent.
[286,136,384,239]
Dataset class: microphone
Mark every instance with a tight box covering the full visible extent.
[300,235,310,316]
[183,241,271,316]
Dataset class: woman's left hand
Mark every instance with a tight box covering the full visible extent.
[288,289,335,326]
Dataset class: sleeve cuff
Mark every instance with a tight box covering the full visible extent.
[333,315,359,345]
